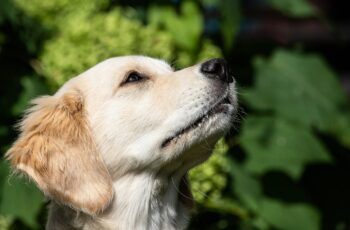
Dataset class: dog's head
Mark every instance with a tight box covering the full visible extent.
[6,56,237,215]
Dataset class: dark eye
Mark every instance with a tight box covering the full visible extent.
[125,71,144,83]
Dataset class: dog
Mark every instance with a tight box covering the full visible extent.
[6,56,237,230]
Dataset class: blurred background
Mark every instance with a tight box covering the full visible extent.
[0,0,350,229]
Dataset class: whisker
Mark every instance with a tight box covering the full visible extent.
[171,177,194,200]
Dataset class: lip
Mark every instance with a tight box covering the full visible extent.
[161,96,232,148]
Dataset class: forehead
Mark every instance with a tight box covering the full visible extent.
[104,56,174,75]
[57,56,174,96]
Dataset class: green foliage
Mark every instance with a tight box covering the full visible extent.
[1,0,349,229]
[0,167,13,229]
[268,0,317,17]
[1,175,43,229]
[241,116,331,179]
[0,215,12,230]
[0,162,8,202]
[258,199,320,230]
[0,126,8,139]
[148,1,202,52]
[0,77,50,230]
[190,48,348,230]
[0,0,10,49]
[229,159,262,212]
[0,162,43,229]
[189,139,230,203]
[14,0,221,87]
[40,9,174,86]
[244,49,350,146]
[229,146,322,230]
[219,0,241,50]
[12,76,49,116]
[0,75,48,229]
[13,0,109,26]
[229,48,350,230]
[0,0,15,23]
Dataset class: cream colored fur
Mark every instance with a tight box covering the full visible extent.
[6,56,237,230]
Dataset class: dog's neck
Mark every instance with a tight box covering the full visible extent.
[46,172,190,230]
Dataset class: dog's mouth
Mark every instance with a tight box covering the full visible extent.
[161,96,232,148]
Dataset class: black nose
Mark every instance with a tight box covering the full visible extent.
[200,58,233,83]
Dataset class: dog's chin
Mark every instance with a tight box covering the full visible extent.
[161,97,236,151]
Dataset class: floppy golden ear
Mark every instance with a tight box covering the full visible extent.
[6,90,113,215]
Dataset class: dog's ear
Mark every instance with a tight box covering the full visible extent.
[6,90,114,215]
[179,174,194,209]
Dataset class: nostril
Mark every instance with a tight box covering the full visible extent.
[200,58,233,83]
[202,61,223,75]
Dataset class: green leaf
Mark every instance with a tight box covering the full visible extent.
[228,157,321,230]
[0,0,16,23]
[240,116,331,179]
[201,0,240,50]
[0,161,9,200]
[244,49,350,146]
[259,198,320,230]
[0,163,43,229]
[12,76,49,116]
[268,0,317,18]
[332,113,350,147]
[0,126,8,137]
[249,216,270,230]
[148,1,202,51]
[0,215,13,230]
[219,0,241,50]
[229,159,262,211]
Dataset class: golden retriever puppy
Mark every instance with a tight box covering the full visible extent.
[6,56,237,230]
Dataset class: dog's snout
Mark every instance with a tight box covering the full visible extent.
[200,58,233,83]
